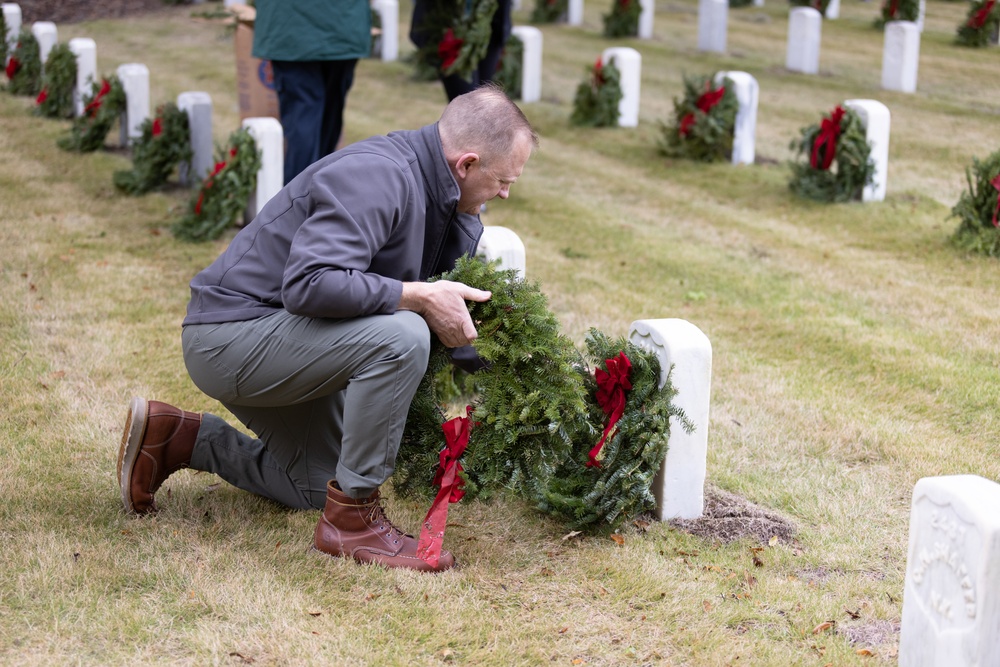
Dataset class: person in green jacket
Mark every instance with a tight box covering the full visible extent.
[252,0,371,184]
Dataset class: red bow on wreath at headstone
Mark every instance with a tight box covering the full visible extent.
[990,173,1000,228]
[5,57,20,80]
[885,0,899,19]
[810,105,845,171]
[35,88,48,105]
[968,0,996,28]
[587,352,633,468]
[679,83,727,137]
[194,148,238,215]
[417,407,473,568]
[84,79,112,118]
[438,28,463,72]
[152,117,163,137]
[592,57,606,87]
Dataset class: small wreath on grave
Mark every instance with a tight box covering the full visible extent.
[394,255,690,535]
[0,13,8,68]
[531,0,568,23]
[949,149,1000,256]
[6,30,42,97]
[955,0,1000,46]
[658,73,739,163]
[603,0,641,38]
[113,102,193,195]
[570,57,623,127]
[730,0,756,8]
[788,105,874,202]
[171,127,261,243]
[34,43,77,119]
[493,32,523,99]
[412,0,498,80]
[789,0,831,14]
[56,75,127,153]
[874,0,919,28]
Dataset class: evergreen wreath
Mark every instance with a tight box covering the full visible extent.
[603,0,642,38]
[412,0,498,80]
[789,0,830,13]
[171,128,261,243]
[949,149,1000,256]
[658,73,738,163]
[788,105,875,203]
[113,102,193,195]
[955,0,1000,46]
[6,29,42,97]
[531,0,568,22]
[34,43,77,119]
[729,0,755,8]
[493,33,523,99]
[0,12,8,70]
[394,257,690,531]
[570,57,623,128]
[56,76,127,153]
[874,0,919,28]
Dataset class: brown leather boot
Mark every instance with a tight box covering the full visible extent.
[117,396,201,515]
[314,480,456,573]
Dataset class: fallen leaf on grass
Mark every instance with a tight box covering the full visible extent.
[562,530,582,541]
[856,648,874,656]
[633,519,651,532]
[703,600,712,612]
[844,608,861,619]
[558,627,569,634]
[365,593,380,601]
[768,535,779,547]
[228,652,253,664]
[610,534,625,546]
[307,611,322,617]
[812,621,835,634]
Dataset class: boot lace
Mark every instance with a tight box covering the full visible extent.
[366,500,407,544]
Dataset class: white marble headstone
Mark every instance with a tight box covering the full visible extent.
[177,91,213,185]
[899,475,1000,667]
[881,21,919,94]
[714,70,758,166]
[638,0,655,39]
[568,0,584,26]
[68,37,96,117]
[116,63,150,145]
[242,116,284,217]
[511,25,542,104]
[697,0,727,53]
[373,0,398,62]
[2,3,21,63]
[628,319,712,521]
[842,99,890,202]
[825,0,840,19]
[477,226,526,278]
[786,7,821,75]
[601,47,641,128]
[30,21,56,67]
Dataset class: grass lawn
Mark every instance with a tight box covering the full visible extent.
[1,2,999,665]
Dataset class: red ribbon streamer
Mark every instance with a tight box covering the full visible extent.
[810,105,845,171]
[969,0,996,28]
[84,79,112,117]
[438,28,463,72]
[417,409,472,567]
[991,173,1000,228]
[586,352,632,468]
[679,83,727,137]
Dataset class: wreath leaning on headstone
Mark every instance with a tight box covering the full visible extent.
[412,0,498,81]
[493,33,523,99]
[113,102,193,195]
[874,0,919,28]
[658,73,738,163]
[788,105,875,203]
[34,42,77,119]
[570,57,623,127]
[0,12,8,68]
[955,0,1000,46]
[789,0,831,14]
[603,0,641,37]
[531,0,568,23]
[949,149,1000,257]
[56,75,127,153]
[171,127,260,243]
[6,29,42,97]
[393,255,690,534]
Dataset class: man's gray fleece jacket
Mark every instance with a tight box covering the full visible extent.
[183,123,484,326]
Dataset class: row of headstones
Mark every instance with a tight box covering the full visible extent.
[1,3,283,218]
[480,226,1000,667]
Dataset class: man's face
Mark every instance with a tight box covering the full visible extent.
[456,134,533,216]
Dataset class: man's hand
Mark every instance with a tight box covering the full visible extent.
[399,281,491,348]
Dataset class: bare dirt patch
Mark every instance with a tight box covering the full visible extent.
[669,486,797,545]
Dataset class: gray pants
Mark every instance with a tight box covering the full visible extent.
[181,309,430,509]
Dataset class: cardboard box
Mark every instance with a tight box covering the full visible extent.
[232,5,280,121]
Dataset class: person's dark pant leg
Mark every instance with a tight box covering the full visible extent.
[271,60,324,184]
[319,59,357,155]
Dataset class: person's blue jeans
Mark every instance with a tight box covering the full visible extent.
[271,59,358,184]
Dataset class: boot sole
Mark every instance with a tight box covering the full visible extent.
[117,396,148,514]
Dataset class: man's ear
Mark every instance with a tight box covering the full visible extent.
[453,152,480,179]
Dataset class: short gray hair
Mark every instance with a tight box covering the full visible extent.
[438,84,538,169]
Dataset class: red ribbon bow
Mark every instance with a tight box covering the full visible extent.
[417,408,472,567]
[152,117,163,137]
[969,0,996,28]
[592,57,605,87]
[84,79,112,117]
[5,56,21,80]
[587,352,632,468]
[36,88,48,105]
[990,173,1000,228]
[194,159,230,215]
[679,83,727,137]
[438,28,464,72]
[810,105,845,171]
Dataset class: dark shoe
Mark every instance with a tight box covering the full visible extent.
[117,397,201,515]
[314,480,456,573]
